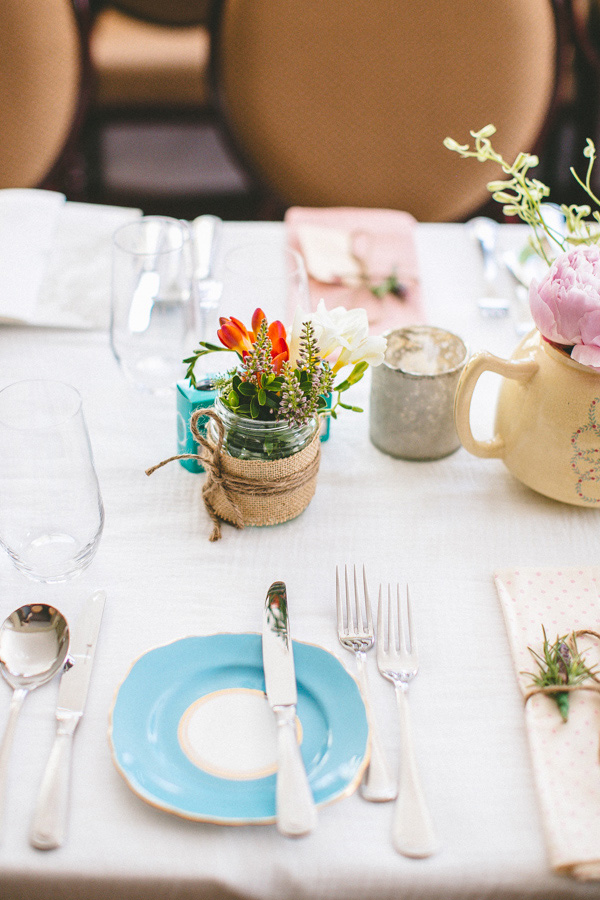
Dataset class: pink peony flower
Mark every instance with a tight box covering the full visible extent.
[529,246,600,370]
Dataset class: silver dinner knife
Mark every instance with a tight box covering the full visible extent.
[262,582,317,837]
[30,590,106,850]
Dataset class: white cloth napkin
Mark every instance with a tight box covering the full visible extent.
[0,189,64,323]
[495,567,600,881]
[0,189,141,329]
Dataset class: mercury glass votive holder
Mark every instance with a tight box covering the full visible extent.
[369,325,468,460]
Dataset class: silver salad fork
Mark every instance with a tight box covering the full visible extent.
[336,565,396,802]
[377,584,439,857]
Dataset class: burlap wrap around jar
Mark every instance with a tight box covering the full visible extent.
[146,403,321,541]
[201,418,321,530]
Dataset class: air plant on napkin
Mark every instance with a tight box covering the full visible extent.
[445,125,600,371]
[183,302,386,425]
[368,270,407,300]
[523,627,600,721]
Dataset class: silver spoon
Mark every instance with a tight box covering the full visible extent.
[467,216,510,316]
[0,604,69,835]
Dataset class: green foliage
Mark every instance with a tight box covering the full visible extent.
[444,125,600,265]
[183,342,230,389]
[523,627,600,721]
[369,271,406,299]
[221,372,284,421]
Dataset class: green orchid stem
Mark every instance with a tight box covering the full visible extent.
[571,166,600,209]
[445,125,600,263]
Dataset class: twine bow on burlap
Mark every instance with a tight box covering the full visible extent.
[146,408,321,542]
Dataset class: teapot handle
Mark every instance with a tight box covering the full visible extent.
[454,350,538,458]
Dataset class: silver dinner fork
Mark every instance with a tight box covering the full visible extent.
[336,565,396,802]
[377,584,439,857]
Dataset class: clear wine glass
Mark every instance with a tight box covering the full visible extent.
[110,216,194,396]
[0,380,104,582]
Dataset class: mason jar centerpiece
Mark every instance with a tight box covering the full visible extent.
[149,303,386,539]
[210,395,318,460]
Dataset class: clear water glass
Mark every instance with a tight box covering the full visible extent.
[206,241,310,377]
[0,380,104,582]
[111,216,194,396]
[219,242,309,326]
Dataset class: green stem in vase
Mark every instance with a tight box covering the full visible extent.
[444,125,600,264]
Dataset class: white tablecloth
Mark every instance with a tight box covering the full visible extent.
[1,219,599,900]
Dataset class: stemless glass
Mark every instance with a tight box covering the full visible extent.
[0,381,104,583]
[220,242,310,325]
[111,216,194,396]
[206,241,310,377]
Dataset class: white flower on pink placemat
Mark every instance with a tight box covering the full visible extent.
[529,246,600,371]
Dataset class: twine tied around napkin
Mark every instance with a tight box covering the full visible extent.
[523,629,600,712]
[146,409,321,541]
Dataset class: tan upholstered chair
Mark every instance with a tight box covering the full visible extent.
[86,2,220,214]
[104,0,212,27]
[90,5,210,111]
[213,0,561,221]
[0,0,89,192]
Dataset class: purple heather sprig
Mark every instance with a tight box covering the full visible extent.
[240,319,273,387]
[279,361,310,426]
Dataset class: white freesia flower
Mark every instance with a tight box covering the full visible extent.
[288,300,386,372]
[311,301,369,355]
[333,333,387,373]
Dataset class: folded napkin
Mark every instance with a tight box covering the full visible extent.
[0,189,64,324]
[0,189,141,329]
[495,567,600,880]
[285,206,426,333]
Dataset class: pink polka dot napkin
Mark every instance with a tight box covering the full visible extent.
[284,206,426,334]
[495,567,600,880]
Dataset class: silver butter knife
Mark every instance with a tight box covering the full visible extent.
[30,590,106,850]
[262,582,317,836]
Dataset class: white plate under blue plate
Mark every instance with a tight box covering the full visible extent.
[109,633,369,824]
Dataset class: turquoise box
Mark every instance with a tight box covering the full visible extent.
[176,379,218,473]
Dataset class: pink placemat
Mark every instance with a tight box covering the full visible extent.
[495,567,600,880]
[285,206,426,334]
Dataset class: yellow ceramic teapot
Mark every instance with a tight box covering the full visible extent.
[454,329,600,507]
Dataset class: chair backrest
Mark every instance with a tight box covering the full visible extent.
[109,0,212,26]
[213,0,560,221]
[0,0,88,191]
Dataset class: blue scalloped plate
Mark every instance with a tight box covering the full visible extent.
[109,633,369,824]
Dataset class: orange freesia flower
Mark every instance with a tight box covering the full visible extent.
[218,308,290,370]
[217,315,253,356]
[251,308,266,338]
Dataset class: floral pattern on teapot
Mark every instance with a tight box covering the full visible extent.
[572,398,600,504]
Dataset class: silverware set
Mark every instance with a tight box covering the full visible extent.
[467,204,566,335]
[0,590,105,849]
[467,216,510,317]
[336,565,438,858]
[0,574,429,851]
